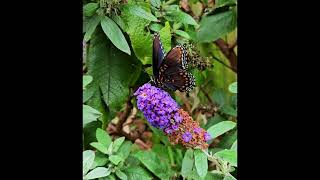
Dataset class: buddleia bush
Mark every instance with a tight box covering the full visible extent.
[83,0,237,179]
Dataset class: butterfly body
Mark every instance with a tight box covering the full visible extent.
[152,33,195,92]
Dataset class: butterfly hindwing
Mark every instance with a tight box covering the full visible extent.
[161,68,195,92]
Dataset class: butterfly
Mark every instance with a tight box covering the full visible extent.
[152,33,195,92]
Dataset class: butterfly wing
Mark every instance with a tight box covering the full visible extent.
[157,45,195,92]
[162,45,188,69]
[162,67,195,92]
[152,33,166,78]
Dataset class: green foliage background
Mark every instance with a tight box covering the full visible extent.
[83,0,237,179]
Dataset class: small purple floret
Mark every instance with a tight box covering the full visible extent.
[182,132,193,142]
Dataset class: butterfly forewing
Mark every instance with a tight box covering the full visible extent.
[152,33,166,78]
[163,45,188,69]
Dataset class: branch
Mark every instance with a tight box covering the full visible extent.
[197,87,218,116]
[200,87,214,105]
[214,38,237,73]
[202,149,225,172]
[211,55,236,73]
[229,40,237,49]
[113,96,138,142]
[116,97,133,132]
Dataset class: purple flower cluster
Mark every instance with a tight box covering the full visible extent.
[182,132,192,142]
[204,132,211,142]
[134,83,183,133]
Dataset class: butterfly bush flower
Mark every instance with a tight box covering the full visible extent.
[134,83,181,132]
[134,83,211,149]
[168,109,210,149]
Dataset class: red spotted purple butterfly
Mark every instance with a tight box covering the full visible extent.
[152,33,195,92]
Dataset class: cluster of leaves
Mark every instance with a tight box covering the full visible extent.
[83,129,129,179]
[83,0,237,179]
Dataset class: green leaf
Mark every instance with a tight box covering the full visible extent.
[174,149,184,168]
[215,149,237,167]
[83,150,95,175]
[109,155,124,165]
[212,88,225,106]
[124,166,152,180]
[83,121,101,149]
[205,114,226,130]
[210,148,224,155]
[83,87,95,103]
[84,15,101,42]
[188,168,201,180]
[231,140,237,151]
[181,149,194,178]
[96,128,112,147]
[163,5,179,12]
[194,149,208,178]
[204,172,225,180]
[228,82,237,93]
[149,23,163,32]
[159,21,172,53]
[189,167,224,180]
[84,3,98,17]
[132,150,170,179]
[126,156,141,167]
[83,75,93,89]
[83,105,102,128]
[231,94,237,108]
[197,9,237,42]
[85,167,111,179]
[190,2,203,17]
[207,121,236,140]
[151,144,170,164]
[167,146,174,166]
[116,170,128,180]
[87,27,140,111]
[111,15,127,31]
[112,137,125,153]
[93,151,108,167]
[174,30,191,39]
[165,10,198,26]
[85,86,109,126]
[117,141,133,160]
[90,142,108,154]
[101,16,131,55]
[191,69,204,87]
[107,142,114,154]
[121,5,152,65]
[102,174,116,180]
[150,144,174,177]
[220,105,237,116]
[223,174,237,180]
[150,0,161,8]
[216,0,237,8]
[150,126,170,145]
[216,129,237,149]
[121,4,158,22]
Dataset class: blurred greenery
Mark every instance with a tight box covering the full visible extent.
[83,0,237,179]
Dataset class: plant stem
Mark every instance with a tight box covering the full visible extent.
[214,38,237,73]
[202,149,224,172]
